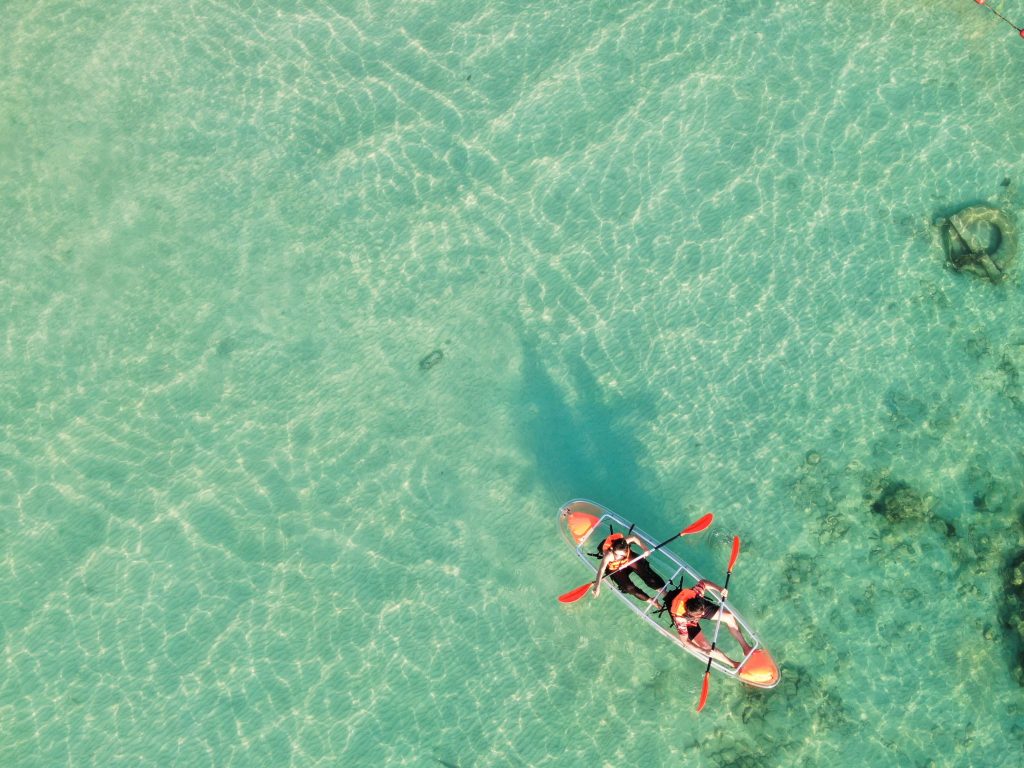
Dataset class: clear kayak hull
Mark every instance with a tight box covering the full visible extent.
[558,499,780,689]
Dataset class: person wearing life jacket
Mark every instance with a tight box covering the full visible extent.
[667,579,753,668]
[592,531,666,608]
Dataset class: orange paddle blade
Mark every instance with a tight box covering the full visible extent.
[728,536,741,571]
[557,582,593,604]
[697,672,710,712]
[681,513,713,536]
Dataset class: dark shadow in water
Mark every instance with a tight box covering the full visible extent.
[998,504,1024,685]
[517,338,660,518]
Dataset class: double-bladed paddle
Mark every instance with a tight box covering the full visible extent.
[557,513,714,604]
[696,535,740,712]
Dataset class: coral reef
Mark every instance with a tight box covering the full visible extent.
[997,342,1024,411]
[779,552,821,600]
[1003,548,1024,685]
[867,477,933,524]
[788,451,862,546]
[1000,502,1024,686]
[693,666,854,767]
[965,464,1015,513]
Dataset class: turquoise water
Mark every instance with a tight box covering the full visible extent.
[3,0,1024,765]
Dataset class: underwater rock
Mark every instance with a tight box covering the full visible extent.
[1004,548,1024,685]
[216,338,235,358]
[868,478,933,524]
[419,349,444,371]
[849,583,878,617]
[790,452,846,516]
[936,204,1018,283]
[781,552,820,598]
[1010,555,1024,592]
[997,499,1024,685]
[883,385,928,427]
[789,454,864,546]
[998,342,1024,409]
[699,744,771,768]
[735,664,852,755]
[965,335,991,360]
[965,464,1015,514]
[816,512,852,544]
[998,355,1019,390]
[944,520,1004,577]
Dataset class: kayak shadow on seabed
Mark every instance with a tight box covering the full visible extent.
[515,339,666,513]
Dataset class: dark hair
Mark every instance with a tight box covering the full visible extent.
[684,596,705,615]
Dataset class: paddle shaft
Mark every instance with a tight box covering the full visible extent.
[595,517,713,584]
[558,514,713,604]
[697,536,740,712]
[560,536,680,604]
[606,530,684,574]
[705,570,734,660]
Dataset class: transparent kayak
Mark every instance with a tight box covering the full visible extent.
[558,499,780,688]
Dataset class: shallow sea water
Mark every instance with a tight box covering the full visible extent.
[2,1,1024,766]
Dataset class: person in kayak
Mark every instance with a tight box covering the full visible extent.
[592,531,666,608]
[668,579,753,668]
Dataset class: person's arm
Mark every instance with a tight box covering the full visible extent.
[688,630,713,653]
[674,619,712,653]
[696,579,727,599]
[593,554,612,597]
[625,534,650,554]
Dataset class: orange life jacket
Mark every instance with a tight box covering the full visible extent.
[600,533,631,572]
[670,585,704,621]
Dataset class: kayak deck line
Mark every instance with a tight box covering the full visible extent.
[558,499,780,689]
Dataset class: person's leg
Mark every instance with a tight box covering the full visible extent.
[707,608,753,654]
[610,570,651,602]
[633,558,666,591]
[611,570,664,609]
[688,626,738,667]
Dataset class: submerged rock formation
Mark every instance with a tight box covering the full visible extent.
[936,204,1018,283]
[867,477,933,524]
[419,349,444,371]
[1003,548,1024,685]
